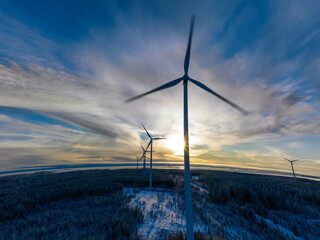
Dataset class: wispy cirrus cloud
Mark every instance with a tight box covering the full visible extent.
[0,0,319,176]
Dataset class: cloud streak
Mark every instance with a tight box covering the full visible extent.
[0,0,319,176]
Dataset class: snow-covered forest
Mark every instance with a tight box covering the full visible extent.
[0,169,319,239]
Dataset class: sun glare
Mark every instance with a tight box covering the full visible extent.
[164,134,185,156]
[164,131,205,157]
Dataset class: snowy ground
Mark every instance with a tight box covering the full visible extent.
[123,182,255,239]
[124,187,208,239]
[124,180,306,240]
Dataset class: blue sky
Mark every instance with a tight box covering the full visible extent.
[0,0,319,177]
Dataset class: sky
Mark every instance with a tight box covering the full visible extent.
[0,0,319,177]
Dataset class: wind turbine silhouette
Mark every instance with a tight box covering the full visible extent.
[141,124,166,189]
[136,155,139,169]
[140,143,150,176]
[283,156,300,180]
[126,15,248,239]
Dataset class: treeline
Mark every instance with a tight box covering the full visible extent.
[195,171,320,212]
[193,170,320,239]
[0,169,173,239]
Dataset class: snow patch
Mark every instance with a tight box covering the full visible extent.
[124,187,208,239]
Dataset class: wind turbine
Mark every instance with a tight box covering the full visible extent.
[283,156,300,180]
[141,124,166,189]
[140,143,150,176]
[136,155,139,169]
[125,15,248,239]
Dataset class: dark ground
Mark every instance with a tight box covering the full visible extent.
[0,169,319,239]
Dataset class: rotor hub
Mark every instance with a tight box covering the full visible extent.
[183,74,189,84]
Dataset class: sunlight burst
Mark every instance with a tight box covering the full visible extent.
[164,134,185,156]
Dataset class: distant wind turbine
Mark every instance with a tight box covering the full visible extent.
[140,143,150,176]
[125,15,248,239]
[283,156,300,180]
[136,155,139,169]
[141,124,166,189]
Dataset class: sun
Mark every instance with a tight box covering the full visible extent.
[164,134,185,156]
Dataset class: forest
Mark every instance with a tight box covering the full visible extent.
[0,169,173,239]
[0,169,319,239]
[193,170,320,239]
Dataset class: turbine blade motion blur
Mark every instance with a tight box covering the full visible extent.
[125,77,183,103]
[189,78,249,115]
[184,15,196,75]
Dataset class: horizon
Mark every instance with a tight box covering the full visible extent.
[0,1,320,177]
[1,163,319,183]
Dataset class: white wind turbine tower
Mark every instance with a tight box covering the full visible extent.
[141,124,166,189]
[283,156,300,180]
[126,15,248,239]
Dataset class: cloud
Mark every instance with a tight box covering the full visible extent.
[287,141,304,148]
[47,112,118,138]
[0,1,319,176]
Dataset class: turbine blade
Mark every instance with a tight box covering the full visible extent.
[145,140,152,151]
[184,15,196,75]
[140,143,145,151]
[141,124,152,139]
[282,156,291,162]
[292,159,300,162]
[125,77,183,103]
[189,78,249,115]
